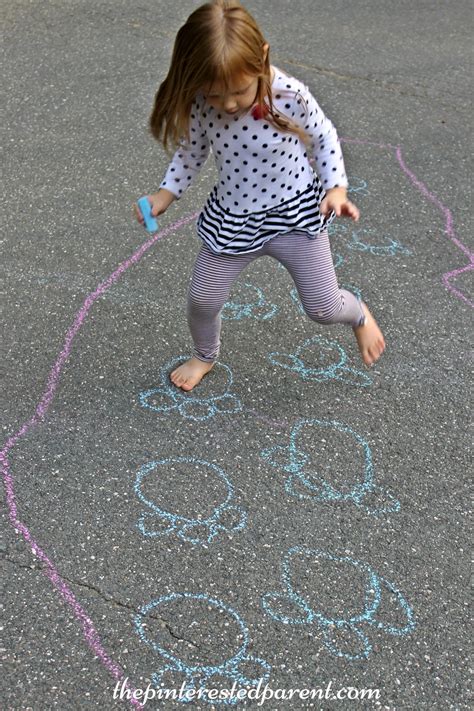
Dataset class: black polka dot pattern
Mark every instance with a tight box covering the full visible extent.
[159,67,348,253]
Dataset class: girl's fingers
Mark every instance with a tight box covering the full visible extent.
[348,202,360,221]
[133,203,144,224]
[321,197,360,221]
[340,202,359,221]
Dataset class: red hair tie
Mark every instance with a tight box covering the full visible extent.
[251,103,269,120]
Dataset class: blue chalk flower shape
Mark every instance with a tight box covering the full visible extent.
[135,457,247,547]
[222,282,278,321]
[262,547,415,661]
[135,593,271,705]
[328,221,350,239]
[139,356,242,421]
[347,228,411,256]
[347,175,369,196]
[269,334,372,387]
[260,419,400,515]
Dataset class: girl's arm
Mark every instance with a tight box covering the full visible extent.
[159,97,211,200]
[294,84,348,189]
[294,84,358,220]
[134,98,210,227]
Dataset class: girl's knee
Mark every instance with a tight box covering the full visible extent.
[302,300,341,324]
[188,290,225,316]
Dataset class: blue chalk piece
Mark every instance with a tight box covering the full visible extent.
[137,196,158,233]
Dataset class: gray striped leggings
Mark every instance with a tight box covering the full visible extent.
[188,229,365,363]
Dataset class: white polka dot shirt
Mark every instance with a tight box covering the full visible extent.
[160,67,348,253]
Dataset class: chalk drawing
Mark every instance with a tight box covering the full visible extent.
[135,593,271,705]
[268,336,372,387]
[3,136,469,706]
[222,282,278,321]
[135,457,247,546]
[139,356,242,421]
[261,419,400,515]
[341,138,473,306]
[346,176,369,196]
[328,222,350,238]
[1,212,201,709]
[262,547,415,660]
[333,252,345,269]
[345,228,411,257]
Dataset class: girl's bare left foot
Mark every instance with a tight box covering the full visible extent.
[170,357,214,391]
[353,303,386,366]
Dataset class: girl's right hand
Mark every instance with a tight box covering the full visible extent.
[133,188,177,226]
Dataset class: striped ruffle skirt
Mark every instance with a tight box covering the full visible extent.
[196,177,335,255]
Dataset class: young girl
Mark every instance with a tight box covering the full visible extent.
[134,0,385,392]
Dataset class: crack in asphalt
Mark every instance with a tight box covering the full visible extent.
[273,55,465,108]
[2,554,200,649]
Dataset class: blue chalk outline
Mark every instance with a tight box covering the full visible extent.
[134,457,247,546]
[262,547,415,660]
[139,356,242,421]
[269,335,372,388]
[333,252,345,269]
[222,282,278,321]
[328,222,350,238]
[261,419,400,516]
[347,229,411,256]
[135,593,271,705]
[347,176,369,196]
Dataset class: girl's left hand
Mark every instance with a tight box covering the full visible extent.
[320,187,360,222]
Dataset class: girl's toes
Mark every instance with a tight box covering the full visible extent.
[370,345,382,363]
[171,369,183,386]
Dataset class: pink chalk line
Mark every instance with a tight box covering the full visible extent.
[1,139,471,707]
[1,211,199,709]
[342,138,474,308]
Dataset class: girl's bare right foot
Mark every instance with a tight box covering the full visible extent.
[353,303,386,366]
[170,357,214,391]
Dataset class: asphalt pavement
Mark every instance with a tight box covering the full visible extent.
[2,1,472,709]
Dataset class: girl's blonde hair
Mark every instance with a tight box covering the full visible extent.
[150,0,309,150]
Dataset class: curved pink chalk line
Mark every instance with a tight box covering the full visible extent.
[342,138,473,307]
[1,139,471,707]
[1,211,199,710]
